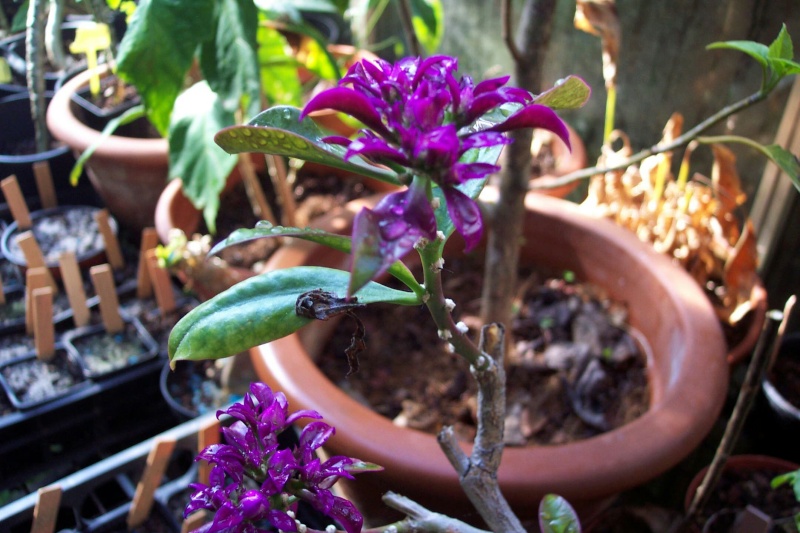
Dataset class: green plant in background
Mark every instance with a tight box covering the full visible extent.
[772,468,800,530]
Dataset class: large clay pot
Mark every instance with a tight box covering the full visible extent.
[46,64,169,233]
[249,192,729,526]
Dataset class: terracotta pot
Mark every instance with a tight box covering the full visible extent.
[46,64,169,233]
[249,192,729,525]
[528,123,587,198]
[683,454,800,532]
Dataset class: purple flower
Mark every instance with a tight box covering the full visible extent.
[300,55,569,289]
[185,382,381,533]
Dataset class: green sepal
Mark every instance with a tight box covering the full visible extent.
[209,222,422,292]
[214,106,401,185]
[538,494,582,533]
[168,266,420,364]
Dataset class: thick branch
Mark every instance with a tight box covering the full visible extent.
[397,0,422,57]
[26,0,49,153]
[437,324,526,533]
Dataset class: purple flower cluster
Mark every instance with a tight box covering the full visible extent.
[185,382,378,533]
[300,55,569,266]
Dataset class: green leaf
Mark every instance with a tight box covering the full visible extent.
[209,222,422,292]
[410,0,444,55]
[214,106,401,185]
[116,0,215,137]
[533,76,592,110]
[257,22,303,107]
[763,144,800,192]
[772,58,800,78]
[199,0,261,119]
[768,24,794,61]
[11,1,28,32]
[538,494,582,533]
[707,40,770,69]
[168,266,420,363]
[70,104,148,186]
[168,81,238,234]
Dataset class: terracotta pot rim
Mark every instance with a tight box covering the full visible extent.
[250,193,729,503]
[46,64,168,161]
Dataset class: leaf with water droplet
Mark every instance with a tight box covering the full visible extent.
[215,106,400,185]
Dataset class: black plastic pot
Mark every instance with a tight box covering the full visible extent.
[759,332,800,463]
[159,359,234,422]
[0,92,103,208]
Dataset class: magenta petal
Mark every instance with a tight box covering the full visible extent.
[301,87,390,138]
[443,187,483,251]
[473,75,510,95]
[487,104,571,151]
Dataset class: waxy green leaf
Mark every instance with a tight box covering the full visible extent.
[117,0,215,136]
[168,82,238,234]
[214,106,401,185]
[168,266,420,363]
[763,144,800,192]
[538,494,582,533]
[209,222,422,292]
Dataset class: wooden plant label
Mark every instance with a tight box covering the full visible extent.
[197,417,220,486]
[33,287,55,361]
[127,437,176,529]
[89,264,123,333]
[25,267,51,336]
[136,228,159,299]
[33,161,57,209]
[0,175,31,229]
[0,276,5,306]
[182,510,207,533]
[30,484,62,533]
[58,252,90,328]
[145,249,176,314]
[15,232,57,292]
[94,209,125,270]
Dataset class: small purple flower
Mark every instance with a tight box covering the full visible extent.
[300,55,570,291]
[186,382,381,533]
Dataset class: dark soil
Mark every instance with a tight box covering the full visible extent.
[317,256,650,446]
[769,354,800,411]
[68,321,155,377]
[209,169,377,270]
[166,360,234,418]
[0,349,85,407]
[694,467,800,532]
[121,294,198,355]
[0,331,35,365]
[4,206,107,265]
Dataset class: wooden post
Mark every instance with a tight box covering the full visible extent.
[197,417,220,486]
[89,264,123,333]
[1,175,32,230]
[137,228,159,299]
[25,267,50,335]
[15,232,57,292]
[94,209,125,270]
[145,249,176,314]
[33,286,55,361]
[33,161,57,209]
[30,484,62,533]
[127,437,176,529]
[59,251,90,328]
[182,511,207,533]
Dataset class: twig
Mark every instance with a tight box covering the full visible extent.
[501,0,522,63]
[684,295,797,524]
[397,0,422,57]
[531,90,769,191]
[437,324,526,533]
[376,492,490,533]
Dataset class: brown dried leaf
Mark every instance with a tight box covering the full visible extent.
[712,144,747,214]
[724,219,758,312]
[574,0,620,87]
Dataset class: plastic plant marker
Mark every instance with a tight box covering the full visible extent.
[33,287,55,361]
[94,209,125,270]
[69,23,111,97]
[58,251,90,327]
[30,484,62,533]
[33,161,57,210]
[25,267,51,335]
[127,437,177,529]
[145,249,176,314]
[136,227,159,299]
[182,510,207,533]
[1,175,32,230]
[197,416,220,486]
[0,57,11,84]
[16,232,58,291]
[90,264,123,333]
